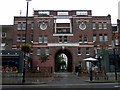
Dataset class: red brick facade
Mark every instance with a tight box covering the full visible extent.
[13,10,113,72]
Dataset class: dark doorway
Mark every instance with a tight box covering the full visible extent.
[55,49,72,72]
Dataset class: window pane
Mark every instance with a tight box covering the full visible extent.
[86,48,90,55]
[22,35,26,42]
[79,36,82,42]
[64,36,67,42]
[93,35,97,42]
[99,23,102,29]
[103,23,107,29]
[92,23,96,29]
[46,48,49,55]
[104,34,108,41]
[39,36,43,43]
[18,23,21,30]
[99,34,103,41]
[31,22,34,30]
[78,48,81,55]
[59,36,62,43]
[22,23,26,30]
[44,36,48,43]
[84,36,88,42]
[17,35,21,42]
[37,48,41,55]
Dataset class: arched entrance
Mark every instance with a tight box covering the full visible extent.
[55,49,72,72]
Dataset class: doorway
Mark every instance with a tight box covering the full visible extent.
[55,49,72,72]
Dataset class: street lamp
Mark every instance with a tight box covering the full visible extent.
[22,0,32,83]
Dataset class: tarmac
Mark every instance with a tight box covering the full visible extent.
[1,72,120,85]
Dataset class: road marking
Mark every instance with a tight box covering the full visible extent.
[1,82,119,87]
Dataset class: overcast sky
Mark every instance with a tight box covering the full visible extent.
[0,0,119,25]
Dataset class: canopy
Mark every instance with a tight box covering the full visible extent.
[83,57,98,62]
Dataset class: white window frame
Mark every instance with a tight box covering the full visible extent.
[79,36,83,43]
[17,35,21,42]
[1,33,6,38]
[103,23,107,29]
[44,36,48,43]
[86,48,90,55]
[38,11,50,15]
[99,35,103,41]
[46,48,49,55]
[37,48,41,55]
[39,36,43,43]
[31,22,34,30]
[57,11,69,15]
[93,35,97,42]
[17,23,22,30]
[22,35,26,42]
[115,39,119,45]
[104,34,108,41]
[76,11,88,15]
[99,23,102,29]
[78,48,81,55]
[59,36,62,43]
[92,23,96,29]
[22,23,26,30]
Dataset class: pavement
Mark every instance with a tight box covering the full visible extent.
[2,72,120,85]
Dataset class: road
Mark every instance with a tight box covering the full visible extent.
[1,72,120,90]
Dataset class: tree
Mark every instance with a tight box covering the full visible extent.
[39,54,50,63]
[20,44,32,53]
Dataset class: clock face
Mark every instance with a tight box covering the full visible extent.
[40,23,47,30]
[79,23,86,30]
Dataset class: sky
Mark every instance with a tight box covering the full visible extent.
[0,0,120,25]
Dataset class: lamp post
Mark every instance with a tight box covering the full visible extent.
[22,0,32,83]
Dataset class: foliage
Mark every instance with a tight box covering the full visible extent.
[20,43,32,53]
[40,54,50,63]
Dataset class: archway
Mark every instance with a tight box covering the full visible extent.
[55,49,72,72]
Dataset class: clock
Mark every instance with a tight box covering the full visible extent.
[40,23,47,30]
[79,23,86,30]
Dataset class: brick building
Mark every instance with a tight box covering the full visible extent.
[13,10,113,72]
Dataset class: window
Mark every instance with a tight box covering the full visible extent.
[31,22,34,30]
[86,48,90,55]
[92,23,96,29]
[59,36,62,43]
[78,48,81,55]
[38,11,50,15]
[79,36,82,43]
[22,35,26,42]
[84,36,88,42]
[103,23,107,29]
[115,39,119,45]
[46,48,49,55]
[99,34,103,41]
[22,23,26,30]
[93,35,97,42]
[76,11,88,15]
[44,36,48,43]
[104,34,108,41]
[39,36,43,43]
[99,23,102,29]
[1,33,6,38]
[37,48,41,55]
[18,23,21,30]
[57,11,69,15]
[1,43,5,50]
[64,36,68,43]
[17,35,21,42]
